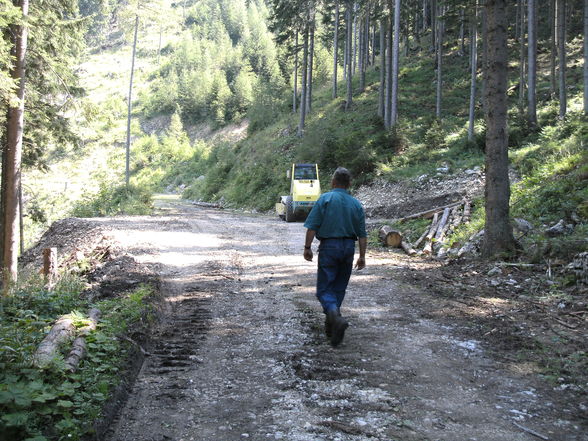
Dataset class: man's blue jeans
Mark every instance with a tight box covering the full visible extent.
[316,238,355,313]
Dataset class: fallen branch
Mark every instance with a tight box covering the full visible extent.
[553,317,579,330]
[512,422,549,440]
[65,308,101,372]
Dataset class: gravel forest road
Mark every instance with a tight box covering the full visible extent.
[100,197,585,441]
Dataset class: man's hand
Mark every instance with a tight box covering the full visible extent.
[303,248,313,261]
[354,256,365,270]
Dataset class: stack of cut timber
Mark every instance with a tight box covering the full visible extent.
[400,199,472,258]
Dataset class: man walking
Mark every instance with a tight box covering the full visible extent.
[303,167,367,346]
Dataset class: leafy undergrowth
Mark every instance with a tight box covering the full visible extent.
[0,277,156,441]
[72,183,154,217]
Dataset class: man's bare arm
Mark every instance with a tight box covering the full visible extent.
[355,237,367,269]
[303,229,316,261]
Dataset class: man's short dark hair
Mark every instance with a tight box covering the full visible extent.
[332,167,351,188]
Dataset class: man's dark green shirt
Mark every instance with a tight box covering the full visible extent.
[304,188,367,240]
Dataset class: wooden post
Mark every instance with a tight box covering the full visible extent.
[43,247,57,289]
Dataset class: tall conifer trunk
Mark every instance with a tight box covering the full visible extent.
[557,0,567,118]
[2,0,29,288]
[378,18,386,117]
[584,0,588,114]
[435,3,444,120]
[390,0,400,126]
[333,1,340,99]
[481,0,488,114]
[126,14,139,186]
[297,23,309,136]
[431,0,436,50]
[527,0,537,127]
[468,3,478,141]
[358,12,365,92]
[518,0,526,110]
[483,0,516,257]
[345,3,353,109]
[384,4,393,128]
[306,14,315,112]
[294,31,298,113]
[550,0,557,98]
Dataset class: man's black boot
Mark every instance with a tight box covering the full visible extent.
[324,316,333,338]
[327,308,348,346]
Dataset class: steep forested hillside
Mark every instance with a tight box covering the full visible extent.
[0,0,586,265]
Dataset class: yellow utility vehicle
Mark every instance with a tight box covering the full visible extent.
[276,163,321,222]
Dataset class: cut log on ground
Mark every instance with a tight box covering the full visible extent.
[34,315,76,368]
[396,201,463,222]
[401,240,417,256]
[450,205,463,230]
[378,226,403,247]
[422,212,440,255]
[413,226,429,248]
[65,308,101,372]
[434,207,451,241]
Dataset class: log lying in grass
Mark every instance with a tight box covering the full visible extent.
[378,226,403,247]
[434,207,451,241]
[65,308,101,372]
[34,308,100,369]
[413,226,429,248]
[34,316,76,368]
[422,212,440,255]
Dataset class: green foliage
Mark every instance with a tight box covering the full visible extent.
[246,79,289,134]
[0,0,21,100]
[141,0,282,127]
[0,279,155,441]
[510,112,588,224]
[423,118,447,150]
[73,183,153,217]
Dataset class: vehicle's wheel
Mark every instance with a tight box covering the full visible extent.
[285,196,295,222]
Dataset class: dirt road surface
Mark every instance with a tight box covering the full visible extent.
[100,198,586,441]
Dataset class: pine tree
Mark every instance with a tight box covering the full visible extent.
[1,0,28,288]
[482,0,516,257]
[468,1,478,141]
[527,0,537,127]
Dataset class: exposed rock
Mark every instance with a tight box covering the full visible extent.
[545,219,574,237]
[487,266,502,277]
[567,252,588,285]
[513,218,534,234]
